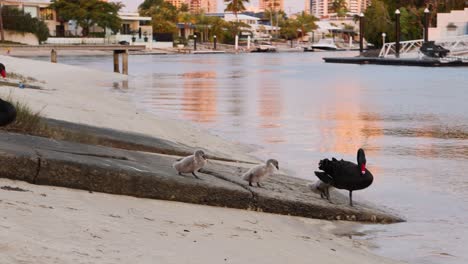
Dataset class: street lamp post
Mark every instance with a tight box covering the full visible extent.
[395,9,401,58]
[424,8,430,43]
[213,35,217,50]
[0,2,4,41]
[359,13,364,54]
[382,32,386,46]
[194,34,197,51]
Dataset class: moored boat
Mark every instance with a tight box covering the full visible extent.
[252,42,277,53]
[310,38,339,51]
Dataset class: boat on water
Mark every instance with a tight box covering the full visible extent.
[419,41,450,59]
[304,38,340,51]
[252,42,277,53]
[419,41,467,63]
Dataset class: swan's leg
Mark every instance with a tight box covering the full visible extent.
[192,172,201,179]
[249,181,253,187]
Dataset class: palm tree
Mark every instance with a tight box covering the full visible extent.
[224,0,249,21]
[0,3,4,41]
[294,12,317,41]
[178,12,195,40]
[266,0,281,37]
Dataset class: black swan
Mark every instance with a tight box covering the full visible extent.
[0,63,6,78]
[314,148,373,206]
[0,98,17,126]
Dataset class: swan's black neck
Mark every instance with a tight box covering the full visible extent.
[357,148,367,174]
[357,148,366,165]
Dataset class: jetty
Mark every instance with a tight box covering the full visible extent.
[3,44,147,74]
[323,56,468,66]
[324,35,468,67]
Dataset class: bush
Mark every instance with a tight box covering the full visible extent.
[2,6,50,43]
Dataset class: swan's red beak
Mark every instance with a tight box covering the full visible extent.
[361,164,366,174]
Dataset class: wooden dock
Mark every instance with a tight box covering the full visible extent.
[1,44,147,75]
[1,44,146,51]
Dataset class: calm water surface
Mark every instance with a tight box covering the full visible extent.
[39,52,468,264]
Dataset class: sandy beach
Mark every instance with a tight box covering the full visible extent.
[0,55,405,263]
[0,178,403,264]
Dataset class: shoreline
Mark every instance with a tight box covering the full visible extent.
[0,55,404,263]
[0,54,256,163]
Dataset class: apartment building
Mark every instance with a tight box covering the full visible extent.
[306,0,371,18]
[165,0,187,9]
[186,0,217,13]
[259,0,284,12]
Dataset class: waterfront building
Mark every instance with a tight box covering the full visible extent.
[119,12,152,37]
[207,13,279,41]
[428,7,468,39]
[1,0,62,36]
[187,0,217,13]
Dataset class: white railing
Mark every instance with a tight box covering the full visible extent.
[379,39,424,57]
[379,35,468,58]
[45,38,106,45]
[45,35,156,49]
[434,35,468,54]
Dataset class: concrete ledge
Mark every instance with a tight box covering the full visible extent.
[0,132,404,223]
[201,163,403,223]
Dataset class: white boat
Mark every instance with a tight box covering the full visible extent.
[304,38,339,51]
[252,42,277,52]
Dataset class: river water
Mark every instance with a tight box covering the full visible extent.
[34,52,468,264]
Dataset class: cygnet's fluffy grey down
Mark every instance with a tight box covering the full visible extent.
[242,159,279,187]
[173,150,207,179]
[308,180,332,201]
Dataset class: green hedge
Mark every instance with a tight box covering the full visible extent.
[2,7,50,43]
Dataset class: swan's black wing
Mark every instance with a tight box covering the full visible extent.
[314,171,334,185]
[0,99,16,126]
[318,158,371,190]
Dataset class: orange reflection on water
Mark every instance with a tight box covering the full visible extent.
[318,81,383,175]
[258,75,284,143]
[182,71,218,123]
